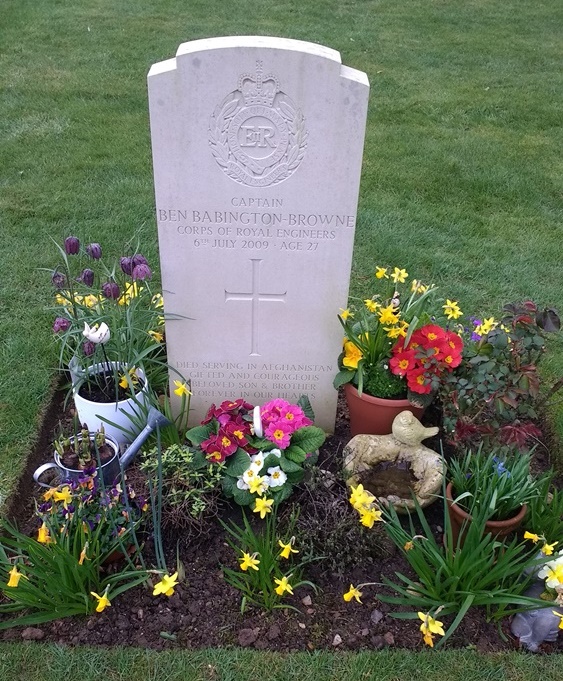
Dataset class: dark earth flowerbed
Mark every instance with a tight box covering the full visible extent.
[1,389,561,654]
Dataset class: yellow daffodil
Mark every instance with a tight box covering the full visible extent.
[364,299,379,313]
[148,330,164,343]
[385,325,403,339]
[339,308,352,321]
[248,475,268,496]
[253,496,274,519]
[524,531,540,543]
[404,541,414,551]
[443,299,463,320]
[83,294,99,308]
[239,552,260,571]
[7,565,23,588]
[279,539,299,560]
[552,611,563,630]
[43,487,57,502]
[391,267,408,284]
[343,584,362,603]
[79,542,89,565]
[359,507,383,528]
[349,484,373,510]
[274,575,294,596]
[342,342,363,369]
[152,293,164,308]
[378,304,400,325]
[91,587,111,613]
[542,541,559,556]
[173,380,191,397]
[53,486,73,510]
[475,317,496,337]
[375,267,388,279]
[418,611,445,647]
[37,523,52,544]
[153,572,179,597]
[411,280,428,294]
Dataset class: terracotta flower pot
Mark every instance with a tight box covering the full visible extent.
[344,382,425,436]
[445,481,527,547]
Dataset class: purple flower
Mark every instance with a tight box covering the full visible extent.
[102,281,120,299]
[120,256,133,275]
[132,263,152,281]
[86,243,102,260]
[132,254,148,268]
[83,340,95,356]
[51,270,66,289]
[78,268,95,287]
[64,236,80,255]
[53,317,71,333]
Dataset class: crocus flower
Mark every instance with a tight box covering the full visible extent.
[64,236,80,255]
[239,552,260,571]
[119,256,133,275]
[343,584,362,603]
[274,576,293,596]
[51,270,66,289]
[132,263,152,281]
[153,572,179,597]
[78,268,95,287]
[90,587,111,612]
[7,565,23,587]
[53,317,71,333]
[102,281,120,299]
[83,322,110,344]
[86,243,102,259]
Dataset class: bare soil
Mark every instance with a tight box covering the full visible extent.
[1,389,561,653]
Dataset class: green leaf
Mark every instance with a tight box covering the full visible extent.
[290,426,326,453]
[222,475,236,497]
[279,457,302,473]
[285,470,304,484]
[186,424,213,446]
[233,488,255,507]
[270,483,294,504]
[225,449,251,477]
[284,445,306,463]
[333,369,355,390]
[297,395,315,421]
[262,453,282,470]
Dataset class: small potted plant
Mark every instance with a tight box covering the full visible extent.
[446,446,541,545]
[333,264,463,435]
[34,423,120,487]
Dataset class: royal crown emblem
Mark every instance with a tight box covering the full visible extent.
[209,61,307,187]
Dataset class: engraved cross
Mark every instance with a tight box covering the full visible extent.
[225,258,287,356]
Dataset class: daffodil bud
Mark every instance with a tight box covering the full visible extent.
[132,263,152,281]
[64,236,80,255]
[86,243,102,259]
[78,268,95,287]
[102,281,120,299]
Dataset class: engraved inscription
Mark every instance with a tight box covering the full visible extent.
[209,61,307,187]
[225,259,287,356]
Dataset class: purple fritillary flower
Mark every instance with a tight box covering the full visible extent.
[78,268,95,287]
[132,254,148,268]
[53,317,71,333]
[120,256,133,275]
[86,243,102,260]
[102,281,120,300]
[132,263,152,281]
[83,340,95,356]
[51,270,67,289]
[64,236,80,255]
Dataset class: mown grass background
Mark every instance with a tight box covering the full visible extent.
[1,0,563,670]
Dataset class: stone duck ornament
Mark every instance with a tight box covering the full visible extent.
[343,411,444,512]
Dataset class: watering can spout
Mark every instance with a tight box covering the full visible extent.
[119,407,172,470]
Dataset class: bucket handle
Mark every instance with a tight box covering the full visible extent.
[33,462,60,489]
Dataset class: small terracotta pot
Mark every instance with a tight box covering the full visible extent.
[344,383,425,436]
[445,482,527,547]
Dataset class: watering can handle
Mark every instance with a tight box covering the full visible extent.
[33,462,60,488]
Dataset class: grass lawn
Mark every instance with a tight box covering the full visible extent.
[1,0,563,667]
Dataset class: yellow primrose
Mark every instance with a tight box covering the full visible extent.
[375,266,388,279]
[253,496,274,519]
[239,552,260,571]
[359,507,383,528]
[542,541,559,556]
[343,584,362,603]
[342,342,363,369]
[274,575,294,596]
[279,538,299,560]
[153,572,179,597]
[91,588,111,613]
[53,486,73,509]
[443,299,463,320]
[7,565,23,588]
[339,308,352,321]
[391,267,408,284]
[37,522,52,544]
[173,380,191,397]
[378,304,400,325]
[524,531,541,543]
[364,299,379,313]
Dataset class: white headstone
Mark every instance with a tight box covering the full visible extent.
[148,36,369,431]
